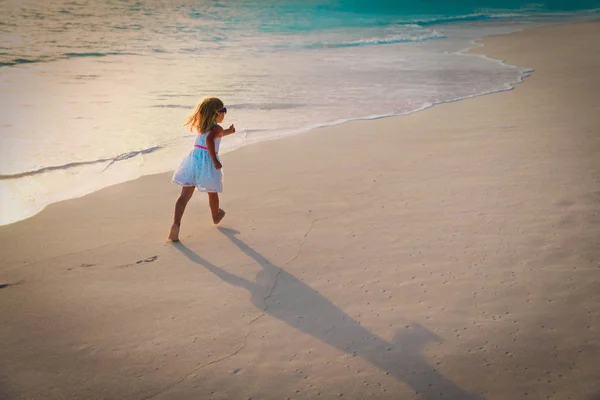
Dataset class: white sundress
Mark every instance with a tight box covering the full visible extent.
[172,129,223,192]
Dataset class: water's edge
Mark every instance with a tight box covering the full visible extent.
[0,23,544,227]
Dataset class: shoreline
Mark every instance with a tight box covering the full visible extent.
[1,20,599,400]
[0,19,545,227]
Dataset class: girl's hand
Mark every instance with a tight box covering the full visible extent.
[214,160,223,170]
[225,124,236,135]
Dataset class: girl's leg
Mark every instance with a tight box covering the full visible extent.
[168,186,195,241]
[208,192,226,224]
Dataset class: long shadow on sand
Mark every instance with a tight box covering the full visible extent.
[173,228,482,400]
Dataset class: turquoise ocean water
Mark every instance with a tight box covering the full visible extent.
[0,0,598,224]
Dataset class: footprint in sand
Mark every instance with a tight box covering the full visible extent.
[118,255,159,268]
[136,256,158,264]
[67,263,96,270]
[0,280,25,289]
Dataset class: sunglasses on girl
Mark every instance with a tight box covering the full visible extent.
[218,107,227,114]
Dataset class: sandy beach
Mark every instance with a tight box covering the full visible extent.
[1,20,599,400]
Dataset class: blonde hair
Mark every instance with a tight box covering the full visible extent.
[184,97,224,133]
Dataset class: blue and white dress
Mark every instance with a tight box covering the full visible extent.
[172,129,223,192]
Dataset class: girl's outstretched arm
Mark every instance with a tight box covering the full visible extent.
[222,124,236,136]
[206,125,223,170]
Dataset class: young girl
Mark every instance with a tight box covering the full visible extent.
[168,97,235,242]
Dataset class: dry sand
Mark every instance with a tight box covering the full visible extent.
[1,21,599,400]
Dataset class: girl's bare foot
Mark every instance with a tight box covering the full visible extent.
[213,209,226,225]
[168,224,180,242]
